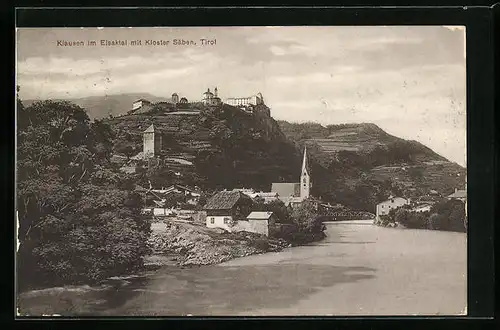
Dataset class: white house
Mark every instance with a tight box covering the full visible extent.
[203,191,275,236]
[412,204,432,213]
[446,188,466,202]
[204,190,254,232]
[129,98,153,114]
[376,196,409,219]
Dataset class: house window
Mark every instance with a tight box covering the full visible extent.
[223,218,230,224]
[210,217,215,224]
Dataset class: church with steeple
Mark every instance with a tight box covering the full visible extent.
[271,146,312,207]
[300,146,311,199]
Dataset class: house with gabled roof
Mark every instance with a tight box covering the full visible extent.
[204,190,275,236]
[376,196,409,219]
[204,191,253,230]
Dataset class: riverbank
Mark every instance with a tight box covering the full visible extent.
[146,221,293,267]
[373,217,405,228]
[17,222,466,316]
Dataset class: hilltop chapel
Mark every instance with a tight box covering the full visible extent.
[271,146,311,208]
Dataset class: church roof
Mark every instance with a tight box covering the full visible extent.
[271,182,300,198]
[144,124,158,133]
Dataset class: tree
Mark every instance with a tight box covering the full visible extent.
[429,199,466,232]
[290,199,324,235]
[17,100,150,290]
[266,200,292,224]
[250,198,292,224]
[394,208,409,225]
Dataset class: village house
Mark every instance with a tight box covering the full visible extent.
[128,98,153,114]
[204,190,280,235]
[246,211,277,236]
[137,182,201,217]
[254,192,280,203]
[231,188,280,203]
[152,184,201,205]
[446,188,467,202]
[412,203,432,213]
[376,196,410,219]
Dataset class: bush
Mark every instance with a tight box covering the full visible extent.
[428,199,466,232]
[276,198,326,244]
[251,238,270,251]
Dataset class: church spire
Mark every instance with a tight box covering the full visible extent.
[301,145,308,175]
[300,145,310,199]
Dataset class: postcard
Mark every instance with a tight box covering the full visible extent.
[16,25,467,316]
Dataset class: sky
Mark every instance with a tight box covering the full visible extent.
[16,26,466,166]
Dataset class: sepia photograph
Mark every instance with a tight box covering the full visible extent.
[15,25,467,316]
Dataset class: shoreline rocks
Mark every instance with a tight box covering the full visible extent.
[147,221,291,267]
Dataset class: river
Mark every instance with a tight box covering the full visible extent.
[17,221,467,316]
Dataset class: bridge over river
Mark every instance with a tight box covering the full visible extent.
[17,221,466,316]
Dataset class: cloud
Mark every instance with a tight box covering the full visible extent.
[16,26,466,165]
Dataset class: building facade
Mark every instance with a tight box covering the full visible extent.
[203,193,276,236]
[246,211,276,236]
[225,92,264,108]
[446,188,466,202]
[129,99,153,114]
[202,87,222,106]
[376,197,409,218]
[204,190,253,232]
